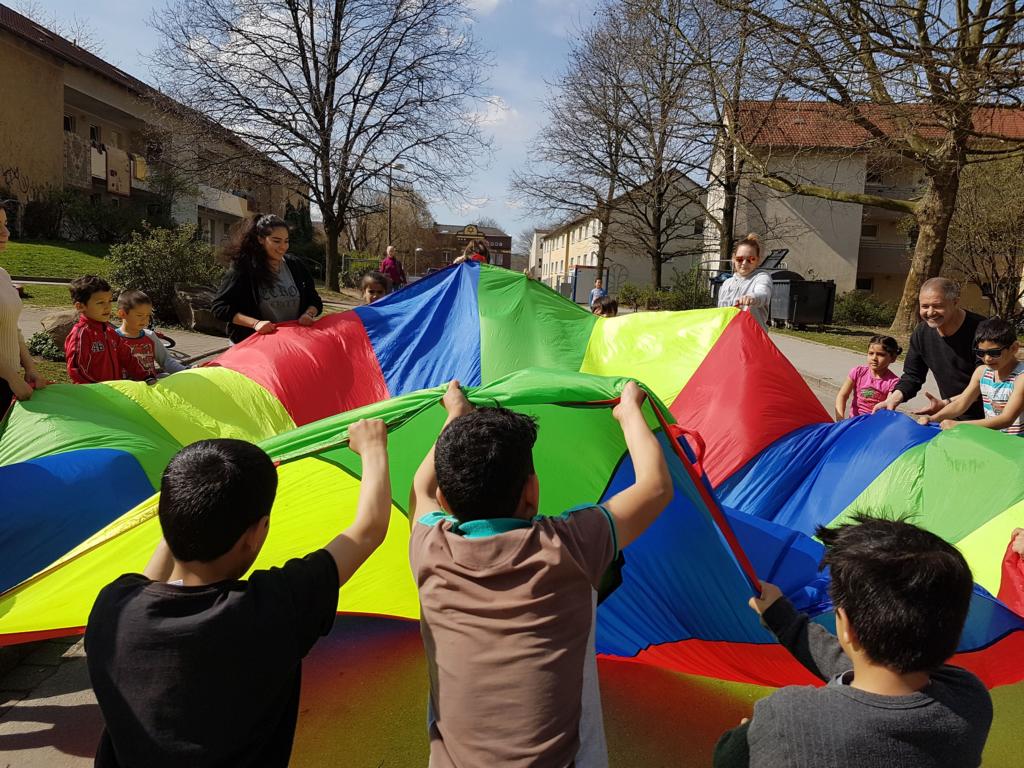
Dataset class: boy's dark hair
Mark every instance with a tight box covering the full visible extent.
[974,317,1016,348]
[69,275,112,305]
[816,515,973,673]
[869,334,901,358]
[435,407,538,521]
[361,271,392,292]
[117,289,152,312]
[158,439,278,562]
[593,296,619,317]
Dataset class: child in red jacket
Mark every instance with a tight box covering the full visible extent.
[65,275,151,384]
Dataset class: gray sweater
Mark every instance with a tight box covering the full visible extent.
[714,598,992,768]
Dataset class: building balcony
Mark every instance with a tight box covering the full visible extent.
[198,184,249,218]
[858,240,912,274]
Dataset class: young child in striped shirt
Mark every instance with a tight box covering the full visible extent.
[917,317,1023,435]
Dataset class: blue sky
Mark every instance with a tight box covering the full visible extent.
[41,0,599,236]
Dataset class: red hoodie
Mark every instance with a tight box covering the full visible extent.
[64,316,150,384]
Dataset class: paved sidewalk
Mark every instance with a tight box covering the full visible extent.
[769,331,939,416]
[0,640,99,767]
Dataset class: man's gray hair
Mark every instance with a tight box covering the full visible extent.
[920,277,960,301]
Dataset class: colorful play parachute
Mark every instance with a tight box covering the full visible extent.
[0,262,1021,688]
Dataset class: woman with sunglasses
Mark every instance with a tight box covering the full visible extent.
[717,233,772,328]
[917,317,1023,435]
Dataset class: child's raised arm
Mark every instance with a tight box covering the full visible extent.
[834,378,853,421]
[409,381,474,526]
[917,367,983,428]
[324,418,392,585]
[603,382,673,550]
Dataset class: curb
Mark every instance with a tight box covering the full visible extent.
[9,276,72,284]
[797,370,841,393]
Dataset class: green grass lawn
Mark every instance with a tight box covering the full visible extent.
[773,323,1024,353]
[17,284,72,307]
[772,325,907,354]
[29,357,70,385]
[0,240,110,278]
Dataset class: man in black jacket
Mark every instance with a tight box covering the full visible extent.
[873,278,985,419]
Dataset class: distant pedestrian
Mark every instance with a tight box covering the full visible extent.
[454,238,490,265]
[379,246,407,289]
[717,234,772,328]
[589,278,607,309]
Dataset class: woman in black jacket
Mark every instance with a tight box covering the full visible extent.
[212,214,324,344]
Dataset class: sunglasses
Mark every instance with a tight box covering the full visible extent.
[734,257,758,264]
[974,346,1009,359]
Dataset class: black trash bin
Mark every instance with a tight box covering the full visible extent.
[770,278,836,328]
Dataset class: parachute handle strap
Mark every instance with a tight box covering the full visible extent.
[645,399,764,597]
[669,425,706,473]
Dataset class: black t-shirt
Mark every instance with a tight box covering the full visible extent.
[895,311,985,419]
[85,550,339,768]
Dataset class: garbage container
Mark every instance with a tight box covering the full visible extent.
[770,278,836,328]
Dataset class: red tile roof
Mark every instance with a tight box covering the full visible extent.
[0,3,153,96]
[736,100,1024,150]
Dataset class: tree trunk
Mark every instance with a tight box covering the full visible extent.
[889,166,961,336]
[651,251,662,290]
[719,148,739,272]
[323,217,341,292]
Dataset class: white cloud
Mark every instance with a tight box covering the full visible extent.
[467,0,502,15]
[455,196,491,215]
[465,95,518,129]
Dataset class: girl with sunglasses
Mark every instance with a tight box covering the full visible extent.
[717,233,772,328]
[917,317,1023,435]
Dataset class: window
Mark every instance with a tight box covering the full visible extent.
[861,223,878,238]
[693,218,705,235]
[111,131,122,148]
[89,124,101,143]
[63,114,76,133]
[856,277,874,291]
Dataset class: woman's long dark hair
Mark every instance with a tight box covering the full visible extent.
[221,214,289,286]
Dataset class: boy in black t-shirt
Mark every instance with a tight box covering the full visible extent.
[85,421,392,768]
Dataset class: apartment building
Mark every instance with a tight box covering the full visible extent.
[538,178,706,293]
[707,100,1024,312]
[0,4,304,244]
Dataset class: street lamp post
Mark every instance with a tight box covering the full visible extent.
[386,162,405,246]
[414,247,423,276]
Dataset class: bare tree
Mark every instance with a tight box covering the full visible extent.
[151,0,491,290]
[710,0,1024,333]
[349,184,434,260]
[473,216,506,232]
[943,157,1024,323]
[14,1,105,55]
[510,23,630,277]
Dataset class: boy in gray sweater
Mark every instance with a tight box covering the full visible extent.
[715,516,992,768]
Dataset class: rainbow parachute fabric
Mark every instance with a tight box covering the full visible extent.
[0,261,1022,689]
